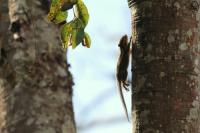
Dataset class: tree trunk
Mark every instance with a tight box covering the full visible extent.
[129,0,200,132]
[0,0,76,133]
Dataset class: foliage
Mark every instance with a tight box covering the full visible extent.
[48,0,91,49]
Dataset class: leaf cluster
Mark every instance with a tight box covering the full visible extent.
[48,0,91,49]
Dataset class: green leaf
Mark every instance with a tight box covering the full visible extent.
[47,7,57,21]
[71,18,85,29]
[70,18,85,49]
[71,28,84,49]
[53,11,68,24]
[47,0,65,21]
[48,0,63,21]
[75,0,89,27]
[60,18,85,49]
[47,0,90,49]
[82,32,91,48]
[60,23,73,49]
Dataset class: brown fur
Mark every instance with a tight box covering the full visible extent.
[116,34,131,122]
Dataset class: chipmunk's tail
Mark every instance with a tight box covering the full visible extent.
[117,81,130,122]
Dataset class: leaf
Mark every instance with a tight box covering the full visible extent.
[60,23,73,49]
[70,18,84,28]
[47,7,57,21]
[70,18,85,49]
[53,11,68,24]
[82,32,91,48]
[75,0,89,27]
[60,18,84,49]
[47,0,91,49]
[48,0,63,21]
[71,28,84,49]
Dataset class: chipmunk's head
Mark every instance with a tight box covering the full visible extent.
[118,34,128,48]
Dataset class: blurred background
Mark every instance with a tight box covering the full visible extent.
[68,0,132,133]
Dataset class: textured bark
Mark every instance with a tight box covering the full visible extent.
[0,0,76,133]
[129,0,200,132]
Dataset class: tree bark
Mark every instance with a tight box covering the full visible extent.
[0,0,76,133]
[129,0,200,132]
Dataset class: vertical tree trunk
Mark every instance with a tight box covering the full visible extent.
[0,0,76,133]
[129,0,200,132]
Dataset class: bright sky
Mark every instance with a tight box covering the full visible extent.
[68,0,132,133]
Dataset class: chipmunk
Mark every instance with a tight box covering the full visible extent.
[116,34,131,122]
